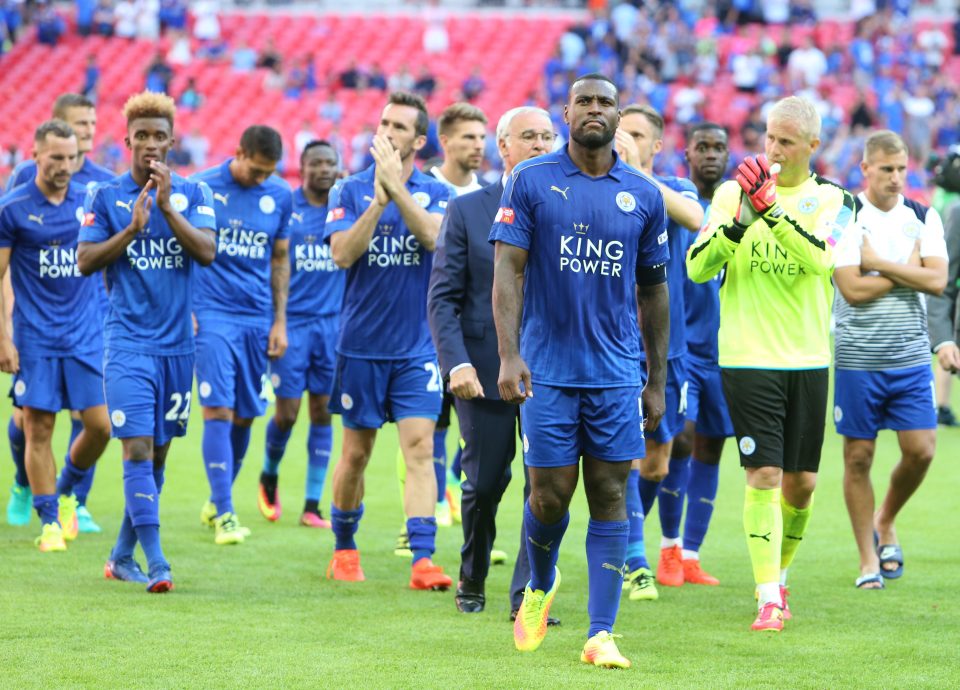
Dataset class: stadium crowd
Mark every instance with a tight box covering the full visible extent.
[1,0,959,672]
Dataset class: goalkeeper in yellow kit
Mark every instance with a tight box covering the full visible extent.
[686,96,855,632]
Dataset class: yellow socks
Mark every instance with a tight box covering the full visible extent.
[743,486,783,586]
[780,493,813,570]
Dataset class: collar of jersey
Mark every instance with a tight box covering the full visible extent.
[25,180,82,208]
[555,145,624,181]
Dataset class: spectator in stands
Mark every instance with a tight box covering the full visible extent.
[285,57,309,99]
[145,51,174,94]
[114,0,138,40]
[294,120,318,157]
[389,63,415,93]
[256,38,282,70]
[413,66,437,98]
[732,47,764,93]
[93,0,114,37]
[167,29,192,65]
[850,89,877,130]
[787,36,828,89]
[182,127,210,168]
[789,0,817,24]
[367,63,388,91]
[94,134,123,172]
[319,92,343,126]
[348,124,373,172]
[167,138,192,168]
[0,144,23,170]
[423,5,448,54]
[36,5,66,47]
[179,77,203,111]
[339,59,363,89]
[76,0,97,36]
[304,54,318,91]
[137,0,160,40]
[263,63,285,92]
[461,66,485,101]
[903,85,936,164]
[192,0,220,42]
[81,53,100,100]
[159,0,187,33]
[232,40,257,72]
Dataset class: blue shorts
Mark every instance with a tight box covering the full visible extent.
[329,355,443,429]
[520,384,645,467]
[11,351,104,413]
[685,354,734,438]
[269,317,338,399]
[195,318,269,419]
[834,365,936,438]
[103,349,194,446]
[639,356,687,444]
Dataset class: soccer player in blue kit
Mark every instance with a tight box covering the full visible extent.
[77,92,216,592]
[614,104,704,597]
[192,126,292,545]
[492,74,670,668]
[323,92,454,591]
[0,120,111,551]
[4,94,114,534]
[258,140,344,528]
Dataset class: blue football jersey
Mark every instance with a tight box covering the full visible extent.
[683,196,722,363]
[287,188,344,321]
[323,165,450,360]
[637,175,699,363]
[6,157,114,194]
[0,181,101,356]
[190,160,293,325]
[489,146,668,388]
[78,171,216,356]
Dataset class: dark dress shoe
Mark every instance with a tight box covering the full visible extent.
[455,579,485,613]
[510,608,561,626]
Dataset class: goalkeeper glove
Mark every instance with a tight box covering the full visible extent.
[736,155,783,220]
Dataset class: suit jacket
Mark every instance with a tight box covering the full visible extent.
[928,202,960,347]
[428,181,504,401]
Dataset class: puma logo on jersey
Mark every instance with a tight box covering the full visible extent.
[363,195,374,203]
[134,492,155,502]
[214,192,229,205]
[115,199,133,212]
[601,562,629,578]
[291,212,303,223]
[550,185,570,200]
[749,532,771,542]
[527,537,553,553]
[27,213,43,225]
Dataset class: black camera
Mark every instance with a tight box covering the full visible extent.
[929,150,960,194]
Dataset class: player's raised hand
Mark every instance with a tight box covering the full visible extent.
[372,167,390,206]
[498,355,532,404]
[641,384,665,432]
[130,180,154,233]
[267,321,288,359]
[450,365,484,400]
[736,154,778,215]
[614,128,641,169]
[0,336,19,374]
[149,160,173,211]
[370,134,403,195]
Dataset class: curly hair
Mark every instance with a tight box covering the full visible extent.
[122,91,176,127]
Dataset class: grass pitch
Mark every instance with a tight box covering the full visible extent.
[1,385,958,689]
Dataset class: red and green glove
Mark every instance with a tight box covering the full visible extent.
[735,155,784,223]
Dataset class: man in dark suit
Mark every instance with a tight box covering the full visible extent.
[428,106,559,617]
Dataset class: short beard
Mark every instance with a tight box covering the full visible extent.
[571,126,614,150]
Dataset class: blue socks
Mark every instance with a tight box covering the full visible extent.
[33,494,58,525]
[202,419,233,515]
[683,458,720,553]
[433,429,447,502]
[407,516,438,563]
[8,417,27,487]
[123,460,166,572]
[306,424,332,501]
[523,501,568,592]
[586,519,629,637]
[331,504,363,550]
[73,463,96,506]
[638,476,660,516]
[263,417,291,476]
[230,424,251,483]
[625,469,648,571]
[112,463,166,563]
[56,455,88,498]
[658,456,691,540]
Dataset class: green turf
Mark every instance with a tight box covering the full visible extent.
[1,387,958,690]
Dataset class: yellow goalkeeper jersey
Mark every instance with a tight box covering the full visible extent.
[686,174,855,369]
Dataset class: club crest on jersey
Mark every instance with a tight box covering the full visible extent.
[495,207,515,224]
[412,192,431,208]
[170,193,188,212]
[327,207,345,222]
[902,221,923,240]
[797,197,819,214]
[340,393,354,410]
[259,195,276,214]
[115,199,133,213]
[573,222,589,235]
[616,191,636,213]
[27,213,43,225]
